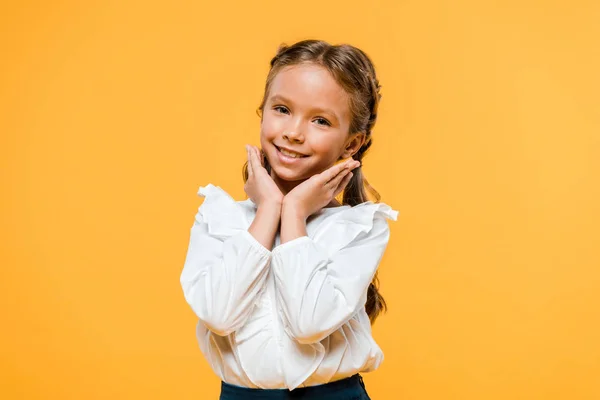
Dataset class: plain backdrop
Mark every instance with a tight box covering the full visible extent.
[2,1,599,399]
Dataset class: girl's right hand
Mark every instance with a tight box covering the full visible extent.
[244,145,284,208]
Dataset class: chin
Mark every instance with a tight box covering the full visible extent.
[270,164,307,183]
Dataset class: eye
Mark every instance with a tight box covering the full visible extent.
[273,105,289,114]
[314,117,331,127]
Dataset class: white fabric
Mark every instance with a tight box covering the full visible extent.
[180,184,398,390]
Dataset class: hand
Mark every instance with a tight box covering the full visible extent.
[244,145,284,208]
[283,159,360,220]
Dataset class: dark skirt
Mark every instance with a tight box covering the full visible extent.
[219,374,372,400]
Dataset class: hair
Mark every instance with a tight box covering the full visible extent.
[242,39,387,324]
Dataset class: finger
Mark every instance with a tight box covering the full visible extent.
[323,159,359,184]
[327,166,352,189]
[320,160,351,184]
[246,145,254,176]
[333,171,353,198]
[257,147,266,167]
[248,145,260,173]
[253,146,264,168]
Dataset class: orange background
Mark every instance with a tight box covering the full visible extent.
[2,1,599,399]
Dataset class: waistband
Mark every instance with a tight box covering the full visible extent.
[219,374,367,400]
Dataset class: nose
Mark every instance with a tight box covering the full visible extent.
[282,127,304,144]
[282,114,307,143]
[283,131,302,144]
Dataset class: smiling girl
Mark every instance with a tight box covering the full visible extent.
[180,39,398,400]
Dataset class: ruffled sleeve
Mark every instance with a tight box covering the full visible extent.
[271,202,398,345]
[180,184,272,336]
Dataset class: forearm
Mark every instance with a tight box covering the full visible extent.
[280,200,308,245]
[181,219,272,336]
[272,208,393,343]
[248,200,282,250]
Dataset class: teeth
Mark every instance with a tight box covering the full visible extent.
[279,147,304,158]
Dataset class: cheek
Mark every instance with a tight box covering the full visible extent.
[259,117,280,163]
[307,132,346,160]
[260,114,285,140]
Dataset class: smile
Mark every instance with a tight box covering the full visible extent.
[275,145,308,159]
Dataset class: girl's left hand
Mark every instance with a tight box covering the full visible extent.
[283,159,360,220]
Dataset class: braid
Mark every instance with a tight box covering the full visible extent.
[346,68,382,206]
[366,69,382,135]
[347,64,387,324]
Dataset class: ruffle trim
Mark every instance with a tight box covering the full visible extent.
[197,184,399,252]
[196,184,250,239]
[311,201,399,255]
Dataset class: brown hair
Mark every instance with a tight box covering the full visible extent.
[242,39,387,324]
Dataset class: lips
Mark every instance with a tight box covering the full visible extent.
[275,145,308,158]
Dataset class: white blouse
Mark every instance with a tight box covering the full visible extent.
[180,184,398,390]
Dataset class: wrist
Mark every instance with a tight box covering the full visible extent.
[281,199,307,222]
[257,200,282,215]
[280,199,308,244]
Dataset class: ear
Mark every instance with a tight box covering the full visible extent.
[340,132,366,159]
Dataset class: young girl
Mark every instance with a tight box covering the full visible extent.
[180,39,398,400]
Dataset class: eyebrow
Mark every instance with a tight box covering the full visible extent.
[268,94,340,123]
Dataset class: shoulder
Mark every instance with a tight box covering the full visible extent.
[314,201,398,231]
[196,184,254,211]
[194,184,255,238]
[311,201,399,254]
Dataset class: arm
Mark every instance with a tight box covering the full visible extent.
[180,201,280,336]
[279,200,308,244]
[249,202,282,250]
[272,210,391,344]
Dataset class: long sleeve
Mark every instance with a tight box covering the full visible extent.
[271,213,393,345]
[180,185,272,336]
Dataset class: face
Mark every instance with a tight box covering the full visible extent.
[260,63,364,190]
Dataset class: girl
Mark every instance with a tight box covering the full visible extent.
[180,39,398,400]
